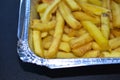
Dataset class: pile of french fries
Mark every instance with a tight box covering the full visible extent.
[29,0,120,59]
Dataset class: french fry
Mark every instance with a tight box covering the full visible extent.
[41,32,48,38]
[56,52,77,58]
[72,11,100,24]
[59,1,81,29]
[111,1,120,28]
[31,20,56,31]
[70,33,93,49]
[92,42,102,50]
[45,11,64,58]
[37,3,48,13]
[41,0,61,22]
[62,34,74,42]
[42,0,54,4]
[102,51,120,57]
[72,42,92,57]
[79,2,110,16]
[49,29,54,36]
[59,42,71,52]
[111,28,120,37]
[42,36,53,49]
[28,29,33,51]
[82,50,100,58]
[75,0,88,3]
[88,0,102,6]
[114,47,120,52]
[33,30,44,57]
[82,21,109,50]
[109,37,120,49]
[113,0,120,3]
[64,0,81,11]
[101,13,110,39]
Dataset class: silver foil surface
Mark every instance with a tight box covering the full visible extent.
[17,0,120,69]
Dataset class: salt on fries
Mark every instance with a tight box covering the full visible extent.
[29,0,120,58]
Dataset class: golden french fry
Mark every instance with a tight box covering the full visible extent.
[111,28,120,37]
[72,11,100,24]
[42,36,53,49]
[101,13,110,39]
[88,0,102,6]
[45,11,64,58]
[70,33,93,49]
[41,32,48,38]
[41,0,61,22]
[79,2,110,16]
[28,29,33,51]
[109,37,120,49]
[62,34,74,42]
[37,3,48,13]
[33,30,44,57]
[113,0,120,3]
[82,21,109,50]
[111,1,120,28]
[59,42,71,52]
[31,20,56,31]
[59,1,81,29]
[75,0,88,3]
[82,50,100,58]
[72,42,92,57]
[56,52,77,58]
[65,0,81,11]
[102,51,120,57]
[92,42,102,50]
[42,0,54,4]
[114,47,120,52]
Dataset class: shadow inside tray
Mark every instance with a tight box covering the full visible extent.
[19,58,120,78]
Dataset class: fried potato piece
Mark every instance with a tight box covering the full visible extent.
[75,0,88,3]
[113,0,120,3]
[72,42,92,57]
[43,36,53,49]
[30,20,56,31]
[72,11,100,24]
[109,37,120,49]
[70,33,93,49]
[59,42,71,52]
[62,34,74,42]
[65,0,81,11]
[82,50,100,58]
[37,3,48,13]
[42,0,54,4]
[82,21,109,50]
[45,11,64,58]
[28,29,33,51]
[33,30,44,57]
[56,52,77,58]
[41,32,48,38]
[59,1,81,29]
[111,28,120,37]
[79,2,110,16]
[88,0,102,6]
[92,42,102,50]
[102,51,120,57]
[101,13,110,39]
[114,47,120,52]
[41,0,60,22]
[111,1,120,28]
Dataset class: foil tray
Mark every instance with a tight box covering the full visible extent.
[17,0,120,69]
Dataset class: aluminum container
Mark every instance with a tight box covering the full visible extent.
[17,0,120,69]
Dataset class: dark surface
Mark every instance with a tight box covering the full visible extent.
[0,0,120,80]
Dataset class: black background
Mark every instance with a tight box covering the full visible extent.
[0,0,120,80]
